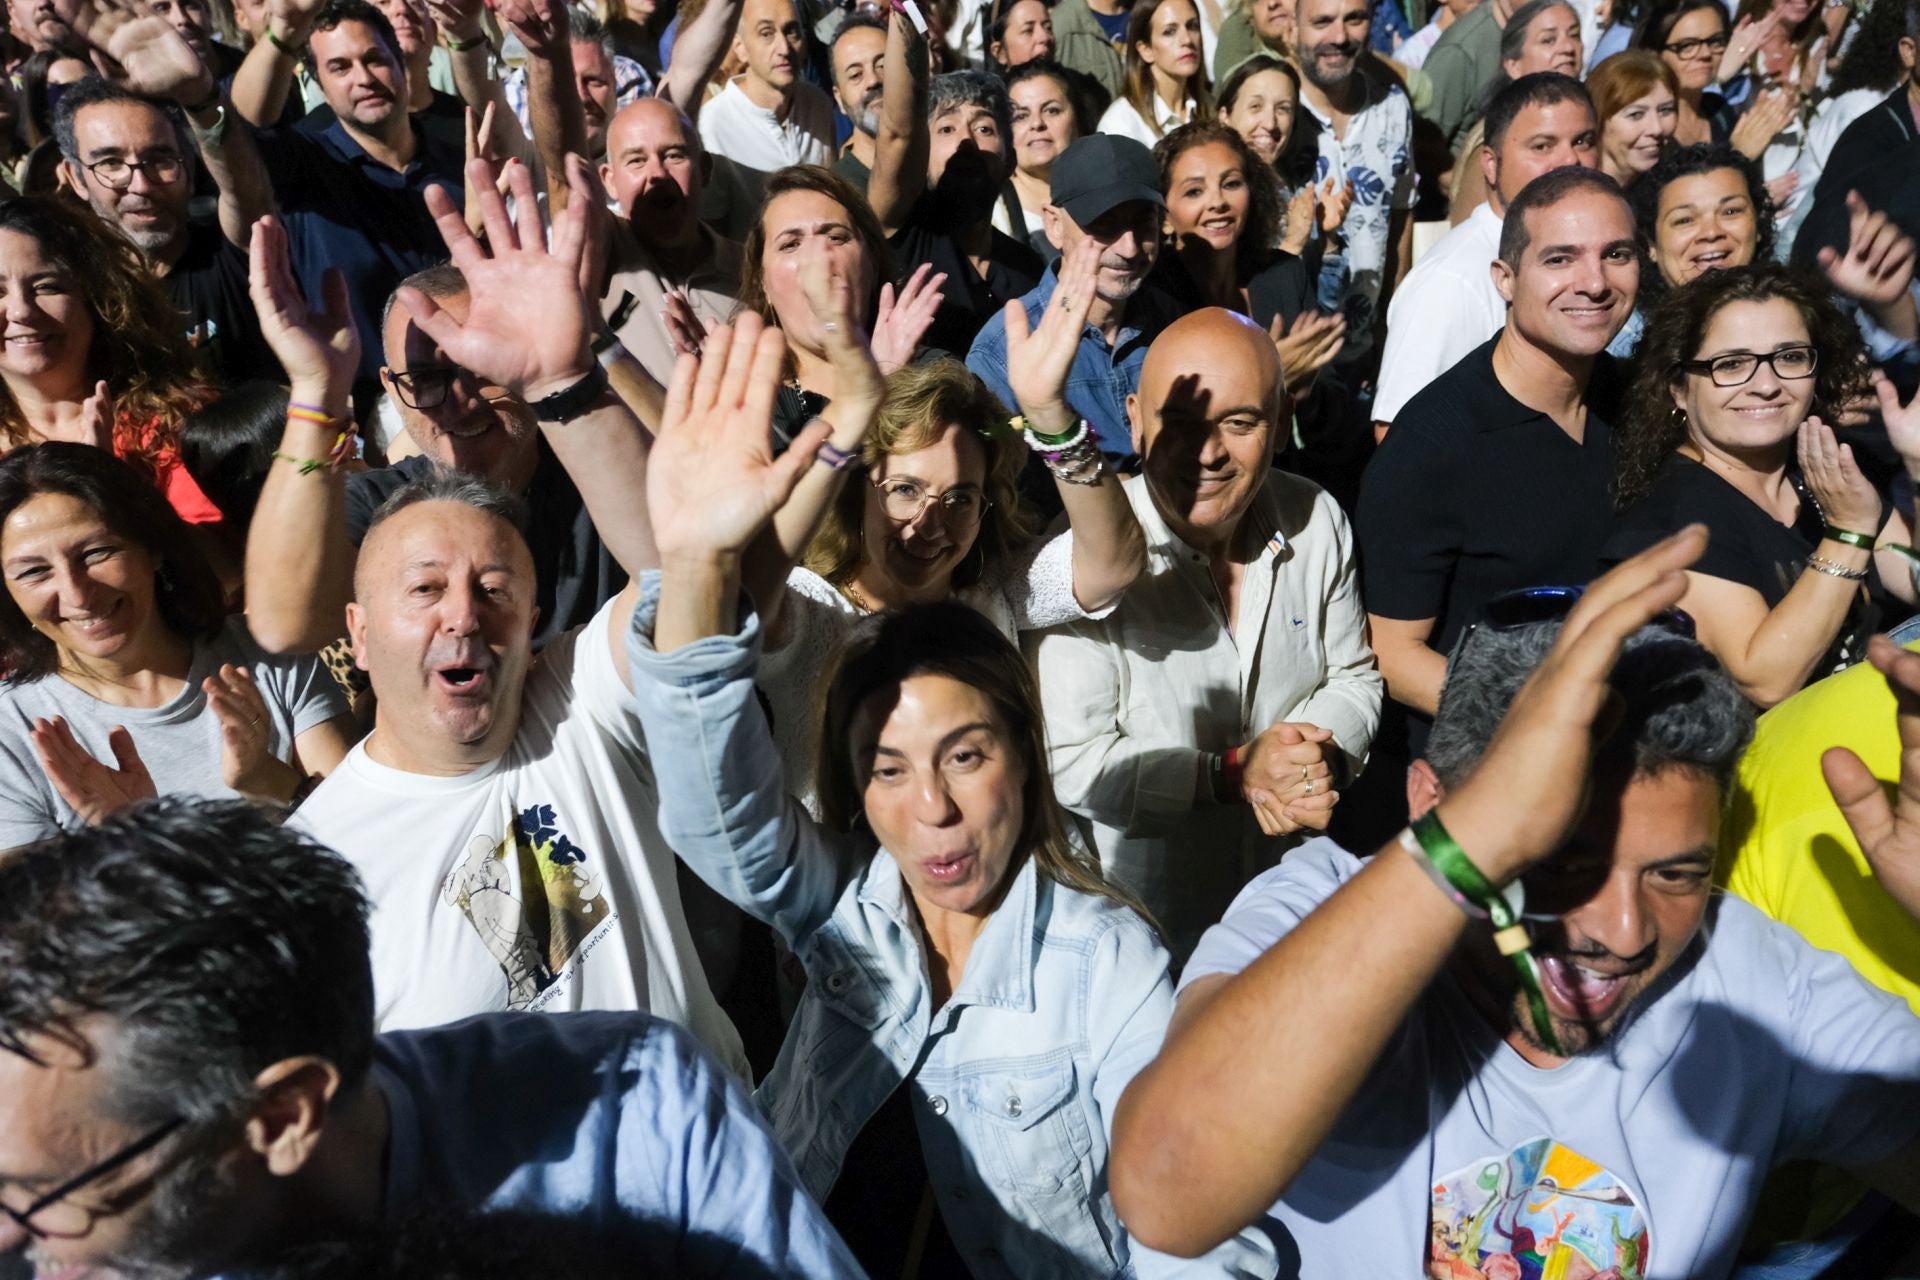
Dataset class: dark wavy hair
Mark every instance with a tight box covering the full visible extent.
[0,798,375,1130]
[1632,0,1729,54]
[735,165,894,338]
[1629,142,1774,300]
[0,198,208,458]
[1829,0,1913,97]
[815,601,1160,933]
[1153,119,1283,276]
[1614,262,1871,507]
[0,442,226,682]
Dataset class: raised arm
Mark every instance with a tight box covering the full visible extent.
[866,7,929,236]
[242,217,360,654]
[230,0,324,126]
[1110,527,1710,1258]
[498,0,585,210]
[656,0,744,119]
[74,0,278,245]
[424,0,507,117]
[1000,236,1147,612]
[399,155,660,679]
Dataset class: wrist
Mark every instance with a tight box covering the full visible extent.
[522,358,597,406]
[265,21,307,54]
[288,381,350,420]
[1428,797,1533,886]
[179,78,221,113]
[1017,402,1076,437]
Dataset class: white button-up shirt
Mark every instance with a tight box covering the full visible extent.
[1027,470,1383,959]
[696,77,836,174]
[1371,200,1506,426]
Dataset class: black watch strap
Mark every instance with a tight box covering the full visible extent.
[531,364,610,423]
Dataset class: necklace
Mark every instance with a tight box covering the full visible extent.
[841,581,875,613]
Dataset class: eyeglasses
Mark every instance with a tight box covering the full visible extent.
[83,155,187,191]
[385,363,479,410]
[1663,31,1730,57]
[1678,344,1818,387]
[0,1116,185,1240]
[871,476,990,529]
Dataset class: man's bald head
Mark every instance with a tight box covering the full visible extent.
[601,98,706,244]
[1128,308,1286,549]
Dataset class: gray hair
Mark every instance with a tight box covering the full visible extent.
[1501,0,1577,62]
[572,9,617,61]
[930,69,1015,173]
[365,471,526,541]
[380,262,468,346]
[1427,621,1754,791]
[52,75,190,170]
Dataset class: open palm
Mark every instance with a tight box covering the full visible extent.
[249,217,361,395]
[76,0,211,101]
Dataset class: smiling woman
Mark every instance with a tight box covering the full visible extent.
[0,443,357,851]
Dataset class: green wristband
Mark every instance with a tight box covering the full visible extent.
[444,31,489,51]
[265,24,301,55]
[1825,524,1875,550]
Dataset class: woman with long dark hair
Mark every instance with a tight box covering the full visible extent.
[0,442,354,849]
[1097,0,1211,145]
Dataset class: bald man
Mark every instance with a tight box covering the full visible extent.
[1025,309,1383,959]
[598,98,744,386]
[695,0,834,174]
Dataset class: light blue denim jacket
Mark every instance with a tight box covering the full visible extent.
[627,577,1275,1280]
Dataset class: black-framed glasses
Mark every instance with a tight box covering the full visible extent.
[1663,31,1730,57]
[870,476,991,529]
[1450,585,1697,663]
[1,1115,185,1240]
[82,155,187,191]
[384,363,478,410]
[1678,344,1818,387]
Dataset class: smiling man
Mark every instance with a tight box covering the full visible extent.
[1109,534,1920,1276]
[1029,309,1382,959]
[1357,166,1636,737]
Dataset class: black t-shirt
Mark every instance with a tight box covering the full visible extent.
[890,192,1045,358]
[1151,247,1315,335]
[166,219,285,384]
[1602,453,1875,677]
[344,443,626,650]
[1355,335,1621,656]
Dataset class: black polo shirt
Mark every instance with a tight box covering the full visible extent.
[1355,334,1621,656]
[889,190,1044,358]
[299,88,468,156]
[259,116,464,406]
[167,219,284,384]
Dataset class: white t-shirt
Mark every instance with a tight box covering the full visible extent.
[696,77,836,174]
[1371,200,1505,426]
[292,599,747,1078]
[1182,838,1920,1279]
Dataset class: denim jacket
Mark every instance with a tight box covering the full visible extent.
[627,577,1275,1280]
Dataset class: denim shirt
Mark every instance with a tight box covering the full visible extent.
[627,576,1275,1280]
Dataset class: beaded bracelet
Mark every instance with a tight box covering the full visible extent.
[1806,553,1869,581]
[1042,434,1106,486]
[1012,414,1087,454]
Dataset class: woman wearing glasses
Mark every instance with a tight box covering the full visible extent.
[1604,263,1916,706]
[0,198,218,524]
[749,239,1146,813]
[1634,0,1794,158]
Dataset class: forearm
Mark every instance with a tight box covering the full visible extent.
[1058,469,1146,612]
[760,397,877,597]
[539,389,660,575]
[231,32,300,127]
[231,753,305,804]
[190,94,278,246]
[1372,625,1447,716]
[525,48,588,211]
[443,22,500,113]
[868,13,929,230]
[1113,841,1468,1256]
[604,343,667,430]
[1727,557,1868,705]
[244,396,356,653]
[658,0,741,114]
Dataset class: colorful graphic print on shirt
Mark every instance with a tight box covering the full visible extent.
[1429,1138,1650,1280]
[442,799,618,1011]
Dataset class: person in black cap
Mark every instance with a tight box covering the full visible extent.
[966,131,1183,471]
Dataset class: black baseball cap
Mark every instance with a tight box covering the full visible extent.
[1049,134,1166,227]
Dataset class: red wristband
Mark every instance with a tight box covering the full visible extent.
[1222,744,1244,801]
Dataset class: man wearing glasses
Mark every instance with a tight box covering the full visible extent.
[52,25,281,382]
[0,800,861,1279]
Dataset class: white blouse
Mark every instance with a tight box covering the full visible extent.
[1096,92,1193,147]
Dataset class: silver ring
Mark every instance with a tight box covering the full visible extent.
[1305,780,1316,795]
[821,320,840,334]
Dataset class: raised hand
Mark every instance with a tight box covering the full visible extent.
[1730,87,1795,162]
[1003,235,1099,433]
[203,663,300,799]
[1281,185,1316,256]
[796,242,884,416]
[76,380,115,451]
[1317,174,1355,235]
[1717,10,1776,85]
[870,263,947,375]
[30,717,157,824]
[1433,526,1709,883]
[249,216,360,415]
[401,154,597,403]
[1269,309,1346,394]
[1824,634,1920,922]
[265,0,329,42]
[1874,371,1920,477]
[496,0,568,55]
[421,0,485,42]
[1797,416,1881,536]
[646,314,829,564]
[1818,192,1917,335]
[73,0,213,103]
[663,289,710,358]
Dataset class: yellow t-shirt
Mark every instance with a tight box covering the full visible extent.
[1720,648,1920,1016]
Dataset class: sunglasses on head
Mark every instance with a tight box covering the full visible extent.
[1468,584,1695,640]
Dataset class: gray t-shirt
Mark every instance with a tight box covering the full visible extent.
[1182,837,1920,1280]
[0,618,347,849]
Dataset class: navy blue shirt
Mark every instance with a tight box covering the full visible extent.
[259,117,464,404]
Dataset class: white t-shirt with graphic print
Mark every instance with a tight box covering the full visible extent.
[291,598,748,1078]
[1181,838,1920,1280]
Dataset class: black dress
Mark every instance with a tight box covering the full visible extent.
[1602,453,1876,683]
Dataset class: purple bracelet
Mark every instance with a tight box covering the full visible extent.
[816,439,858,471]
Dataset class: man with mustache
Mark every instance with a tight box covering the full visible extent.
[828,11,885,188]
[53,12,282,382]
[867,8,1043,354]
[1110,529,1920,1277]
[1029,309,1382,961]
[1289,0,1416,363]
[5,0,78,55]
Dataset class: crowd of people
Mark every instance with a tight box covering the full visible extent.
[0,0,1916,1270]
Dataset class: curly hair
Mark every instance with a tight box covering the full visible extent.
[0,198,207,459]
[1153,120,1284,277]
[1120,0,1213,139]
[1629,142,1774,301]
[735,165,895,337]
[1614,262,1871,507]
[803,358,1036,592]
[1829,0,1913,97]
